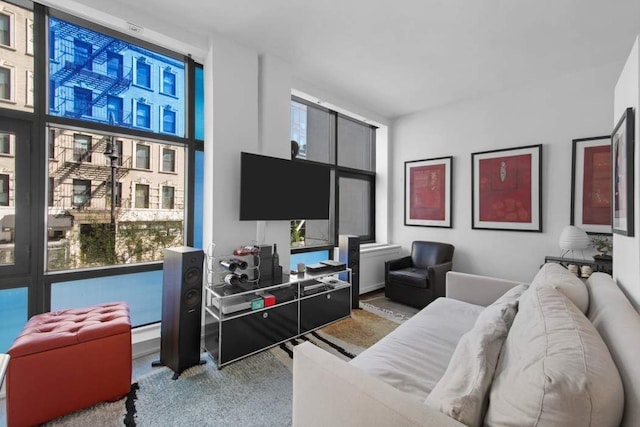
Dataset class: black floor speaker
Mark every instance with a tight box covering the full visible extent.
[339,235,360,309]
[158,246,205,378]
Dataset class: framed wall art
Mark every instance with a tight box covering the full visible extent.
[612,107,635,236]
[404,156,452,228]
[472,144,542,232]
[571,136,612,234]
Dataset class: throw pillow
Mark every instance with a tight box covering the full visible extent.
[530,262,589,313]
[425,284,528,427]
[485,285,624,427]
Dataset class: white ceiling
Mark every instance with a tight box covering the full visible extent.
[75,0,640,120]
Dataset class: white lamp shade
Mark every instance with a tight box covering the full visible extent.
[559,226,590,251]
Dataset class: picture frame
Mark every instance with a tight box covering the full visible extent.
[571,135,612,234]
[472,144,542,232]
[612,107,635,236]
[404,156,453,228]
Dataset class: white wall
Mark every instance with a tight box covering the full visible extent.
[257,54,293,270]
[613,36,640,310]
[203,35,260,257]
[390,62,622,282]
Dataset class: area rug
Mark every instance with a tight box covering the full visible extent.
[45,306,404,426]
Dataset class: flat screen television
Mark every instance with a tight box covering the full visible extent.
[240,152,330,221]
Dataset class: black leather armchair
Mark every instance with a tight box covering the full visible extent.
[384,241,454,309]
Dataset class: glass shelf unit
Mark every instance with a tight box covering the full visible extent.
[204,268,351,367]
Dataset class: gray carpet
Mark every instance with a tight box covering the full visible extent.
[45,351,292,427]
[26,302,410,426]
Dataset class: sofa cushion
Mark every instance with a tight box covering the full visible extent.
[387,268,429,289]
[530,262,589,313]
[425,284,527,426]
[485,285,624,427]
[350,297,484,399]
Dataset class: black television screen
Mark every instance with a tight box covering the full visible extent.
[240,152,330,221]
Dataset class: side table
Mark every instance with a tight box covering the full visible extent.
[544,256,612,276]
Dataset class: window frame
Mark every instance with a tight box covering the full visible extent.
[134,57,151,89]
[161,147,175,172]
[290,96,377,252]
[0,132,12,155]
[0,172,9,206]
[25,17,33,55]
[0,10,14,48]
[0,4,200,328]
[0,65,14,102]
[72,178,91,208]
[72,133,91,162]
[73,38,92,70]
[135,183,149,208]
[161,185,174,209]
[160,66,176,97]
[161,105,176,135]
[133,98,151,129]
[135,143,151,169]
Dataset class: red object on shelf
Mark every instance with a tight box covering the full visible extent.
[233,246,260,256]
[263,294,276,307]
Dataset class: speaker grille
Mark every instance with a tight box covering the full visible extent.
[184,267,202,286]
[183,288,201,309]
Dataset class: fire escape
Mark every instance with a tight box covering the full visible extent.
[50,134,132,212]
[50,19,132,121]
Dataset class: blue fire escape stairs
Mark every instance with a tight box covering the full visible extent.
[50,20,132,118]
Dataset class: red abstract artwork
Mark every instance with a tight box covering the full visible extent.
[582,145,611,225]
[410,164,445,220]
[478,154,532,223]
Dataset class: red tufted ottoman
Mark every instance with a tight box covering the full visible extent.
[6,302,132,427]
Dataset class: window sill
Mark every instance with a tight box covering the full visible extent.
[360,242,401,254]
[132,83,153,92]
[159,91,179,99]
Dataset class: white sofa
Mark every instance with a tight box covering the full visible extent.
[292,264,640,426]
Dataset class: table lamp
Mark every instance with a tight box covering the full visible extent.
[559,225,590,258]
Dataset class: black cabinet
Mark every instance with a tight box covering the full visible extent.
[204,269,351,368]
[300,288,351,334]
[219,302,298,364]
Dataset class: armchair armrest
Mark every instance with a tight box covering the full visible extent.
[446,271,523,307]
[293,342,465,427]
[385,256,412,272]
[427,261,453,296]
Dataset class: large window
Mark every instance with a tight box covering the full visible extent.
[1,4,198,340]
[290,97,376,248]
[46,126,187,271]
[49,16,186,136]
